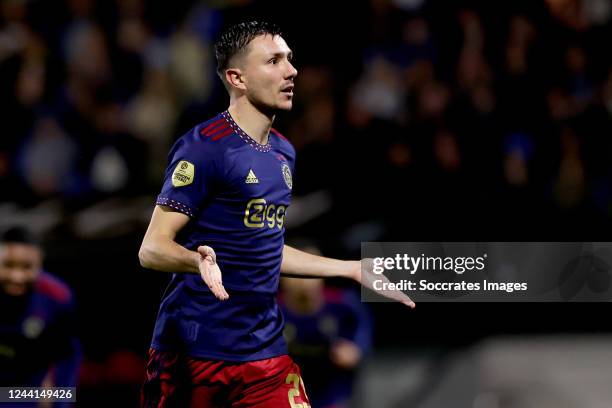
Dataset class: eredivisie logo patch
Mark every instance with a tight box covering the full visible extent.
[172,160,194,187]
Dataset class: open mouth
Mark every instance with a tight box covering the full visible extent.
[281,85,294,95]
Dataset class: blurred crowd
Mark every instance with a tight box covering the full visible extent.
[286,0,612,241]
[2,0,612,403]
[0,0,226,205]
[1,0,611,243]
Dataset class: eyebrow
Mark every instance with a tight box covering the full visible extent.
[270,51,293,60]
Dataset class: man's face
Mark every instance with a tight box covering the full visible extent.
[0,243,42,297]
[239,34,297,112]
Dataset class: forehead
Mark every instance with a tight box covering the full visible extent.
[245,34,292,58]
[0,243,41,261]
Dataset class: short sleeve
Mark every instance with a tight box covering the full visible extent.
[156,137,216,218]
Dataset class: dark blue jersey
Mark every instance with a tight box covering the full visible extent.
[0,273,81,390]
[151,111,295,361]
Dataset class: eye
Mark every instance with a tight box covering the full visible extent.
[269,58,278,64]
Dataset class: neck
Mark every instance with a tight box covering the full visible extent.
[228,97,275,145]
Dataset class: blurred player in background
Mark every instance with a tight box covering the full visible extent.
[281,242,372,408]
[0,227,81,403]
[139,20,413,408]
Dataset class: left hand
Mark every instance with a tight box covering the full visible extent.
[351,259,416,309]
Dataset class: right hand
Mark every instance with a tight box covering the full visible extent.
[354,259,416,309]
[198,246,229,300]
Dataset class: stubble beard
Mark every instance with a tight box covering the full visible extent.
[250,95,292,118]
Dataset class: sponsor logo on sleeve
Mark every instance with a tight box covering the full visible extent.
[172,160,195,187]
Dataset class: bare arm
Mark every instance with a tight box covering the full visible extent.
[281,244,359,280]
[281,245,415,308]
[139,205,201,273]
[139,205,229,300]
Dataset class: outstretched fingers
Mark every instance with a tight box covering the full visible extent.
[199,254,229,301]
[378,274,415,308]
[361,259,416,309]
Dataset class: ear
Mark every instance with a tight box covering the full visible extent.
[225,68,246,91]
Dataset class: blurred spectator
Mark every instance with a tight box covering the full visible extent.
[554,127,586,208]
[17,116,79,198]
[280,242,372,408]
[350,56,406,123]
[0,226,81,402]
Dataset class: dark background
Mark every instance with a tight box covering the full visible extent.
[1,0,612,404]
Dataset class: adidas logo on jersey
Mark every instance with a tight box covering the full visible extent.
[245,169,259,184]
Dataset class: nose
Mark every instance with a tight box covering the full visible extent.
[286,61,298,79]
[9,268,28,284]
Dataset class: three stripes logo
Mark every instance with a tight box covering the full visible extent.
[245,169,259,184]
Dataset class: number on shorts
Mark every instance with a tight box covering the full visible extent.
[286,373,310,408]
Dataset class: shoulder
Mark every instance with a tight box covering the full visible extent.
[270,127,292,148]
[35,272,73,305]
[270,128,295,160]
[170,114,237,159]
[198,113,237,144]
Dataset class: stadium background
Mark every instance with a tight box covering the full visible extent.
[1,0,612,406]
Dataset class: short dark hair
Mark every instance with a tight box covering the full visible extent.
[0,226,40,247]
[214,20,283,79]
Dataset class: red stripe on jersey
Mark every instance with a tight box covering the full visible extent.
[271,128,288,141]
[211,127,234,141]
[200,119,225,135]
[36,273,71,304]
[203,123,230,138]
